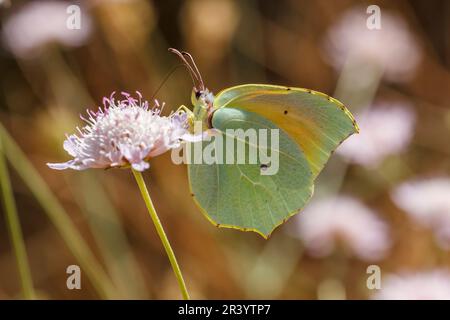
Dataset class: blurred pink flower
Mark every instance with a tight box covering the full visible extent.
[2,1,92,59]
[0,0,11,8]
[294,196,391,261]
[90,0,140,4]
[392,177,450,250]
[372,270,450,300]
[337,103,416,167]
[47,92,189,171]
[322,7,421,82]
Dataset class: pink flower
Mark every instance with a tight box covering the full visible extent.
[293,196,391,261]
[372,270,450,300]
[322,7,421,82]
[2,1,92,59]
[392,177,450,250]
[337,103,416,167]
[47,92,189,171]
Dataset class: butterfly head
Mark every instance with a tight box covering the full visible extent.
[190,88,215,128]
[169,48,215,127]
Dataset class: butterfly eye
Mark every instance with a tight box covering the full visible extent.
[195,90,202,100]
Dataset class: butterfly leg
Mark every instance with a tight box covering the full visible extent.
[175,105,195,128]
[175,104,193,115]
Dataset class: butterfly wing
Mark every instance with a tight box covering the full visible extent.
[187,108,313,238]
[187,84,358,238]
[213,84,359,178]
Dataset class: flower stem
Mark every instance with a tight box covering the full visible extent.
[0,138,35,299]
[132,170,190,300]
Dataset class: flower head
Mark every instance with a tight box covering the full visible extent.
[2,1,92,59]
[322,7,421,82]
[337,103,416,167]
[47,92,189,171]
[293,196,391,261]
[392,177,450,250]
[372,270,450,300]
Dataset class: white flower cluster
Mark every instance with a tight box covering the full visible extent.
[2,1,92,59]
[322,7,421,82]
[48,92,189,171]
[337,103,416,167]
[293,196,391,261]
[373,270,450,300]
[392,177,450,250]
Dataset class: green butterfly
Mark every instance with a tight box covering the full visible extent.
[170,49,359,238]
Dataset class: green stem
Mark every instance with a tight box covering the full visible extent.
[0,138,35,299]
[0,125,115,299]
[132,170,190,300]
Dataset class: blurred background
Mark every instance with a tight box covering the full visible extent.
[0,0,450,299]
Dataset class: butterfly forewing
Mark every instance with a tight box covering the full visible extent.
[213,84,359,178]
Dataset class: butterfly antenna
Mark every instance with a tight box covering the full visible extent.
[149,64,186,102]
[168,48,203,91]
[181,51,204,91]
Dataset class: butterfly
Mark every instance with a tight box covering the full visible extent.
[169,48,359,238]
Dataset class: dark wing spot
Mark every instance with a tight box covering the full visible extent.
[284,110,288,115]
[190,193,195,197]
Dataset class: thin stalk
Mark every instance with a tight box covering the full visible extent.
[0,138,35,299]
[0,124,116,299]
[132,170,190,300]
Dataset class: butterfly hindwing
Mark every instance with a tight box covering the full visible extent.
[187,108,313,238]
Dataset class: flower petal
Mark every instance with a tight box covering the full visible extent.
[47,160,86,170]
[131,161,150,171]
